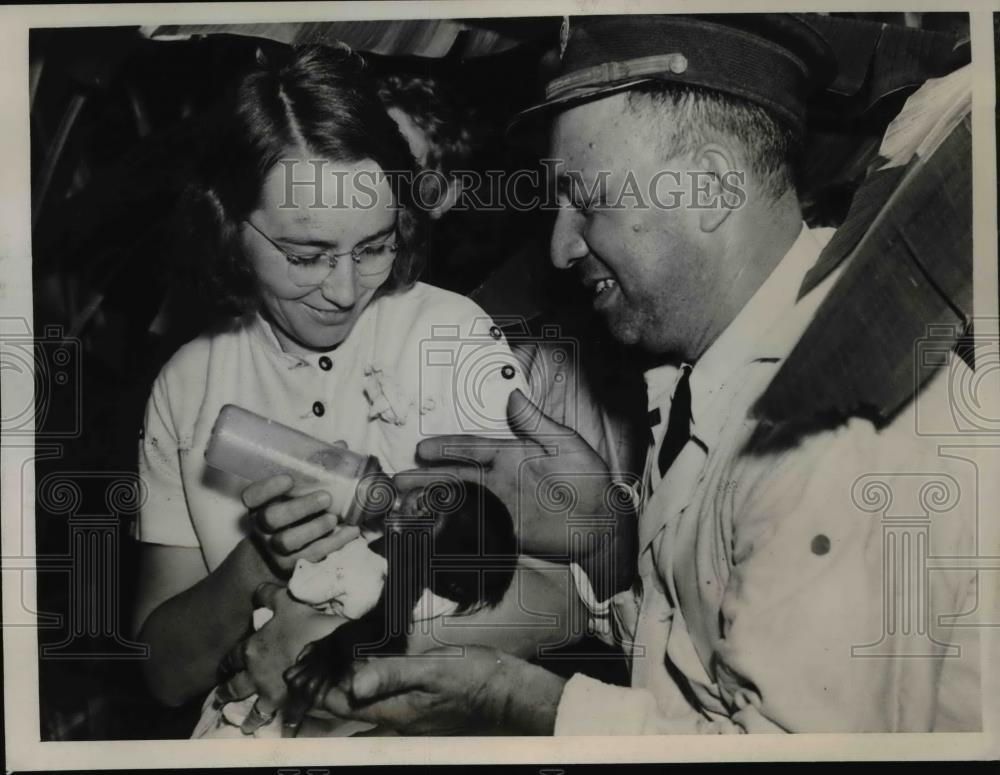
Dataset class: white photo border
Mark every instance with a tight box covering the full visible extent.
[2,0,998,769]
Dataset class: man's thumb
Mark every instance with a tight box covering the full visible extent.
[351,659,407,700]
[507,388,572,442]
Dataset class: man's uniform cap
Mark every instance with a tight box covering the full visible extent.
[509,13,838,134]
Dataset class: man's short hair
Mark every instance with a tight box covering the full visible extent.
[625,83,801,201]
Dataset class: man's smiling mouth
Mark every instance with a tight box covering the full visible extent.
[594,278,618,297]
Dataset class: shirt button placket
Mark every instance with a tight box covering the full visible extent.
[313,355,333,418]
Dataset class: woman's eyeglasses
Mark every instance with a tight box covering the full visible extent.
[243,218,398,288]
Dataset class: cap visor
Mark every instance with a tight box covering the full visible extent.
[505,78,656,143]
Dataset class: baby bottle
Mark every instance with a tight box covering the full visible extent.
[204,404,397,529]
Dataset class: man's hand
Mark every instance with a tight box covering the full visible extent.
[394,389,636,598]
[321,646,567,735]
[216,582,347,732]
[395,389,620,557]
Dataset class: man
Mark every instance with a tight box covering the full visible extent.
[317,14,982,734]
[380,69,645,481]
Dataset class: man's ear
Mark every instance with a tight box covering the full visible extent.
[428,175,463,221]
[692,143,740,233]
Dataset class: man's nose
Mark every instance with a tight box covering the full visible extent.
[319,256,359,309]
[550,206,588,270]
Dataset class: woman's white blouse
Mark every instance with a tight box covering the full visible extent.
[137,282,527,570]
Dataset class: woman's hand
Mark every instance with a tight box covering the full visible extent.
[216,582,348,733]
[134,539,282,707]
[243,473,358,577]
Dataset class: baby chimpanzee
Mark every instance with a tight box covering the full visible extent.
[281,478,518,724]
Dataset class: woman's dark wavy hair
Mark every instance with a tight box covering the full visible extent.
[186,44,425,314]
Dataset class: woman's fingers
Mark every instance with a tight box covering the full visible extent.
[255,490,332,534]
[326,525,361,552]
[271,521,359,560]
[266,507,338,554]
[297,527,362,563]
[242,474,295,509]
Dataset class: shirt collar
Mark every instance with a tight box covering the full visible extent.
[251,297,386,372]
[247,312,299,366]
[645,223,835,446]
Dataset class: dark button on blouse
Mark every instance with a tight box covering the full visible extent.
[312,401,326,417]
[319,356,333,371]
[811,534,831,556]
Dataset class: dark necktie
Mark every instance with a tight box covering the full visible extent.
[658,364,693,477]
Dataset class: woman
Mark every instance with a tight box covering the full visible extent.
[132,44,577,736]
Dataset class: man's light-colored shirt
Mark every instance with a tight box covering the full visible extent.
[557,225,983,733]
